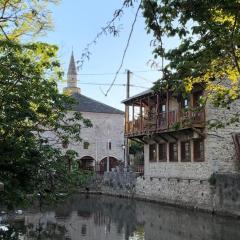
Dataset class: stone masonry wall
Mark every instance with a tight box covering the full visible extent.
[205,101,240,174]
[135,176,214,211]
[44,111,125,164]
[214,173,240,216]
[70,111,124,162]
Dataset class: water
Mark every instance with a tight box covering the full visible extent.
[1,194,240,240]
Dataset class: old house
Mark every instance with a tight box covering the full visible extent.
[63,52,125,173]
[122,85,240,209]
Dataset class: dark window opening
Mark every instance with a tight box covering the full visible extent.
[159,143,167,162]
[160,104,166,113]
[149,144,157,162]
[181,141,191,162]
[182,98,189,109]
[194,139,204,162]
[193,91,203,107]
[169,143,178,162]
[108,141,112,150]
[83,141,89,149]
[81,224,87,235]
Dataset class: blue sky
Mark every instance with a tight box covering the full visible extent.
[42,0,163,110]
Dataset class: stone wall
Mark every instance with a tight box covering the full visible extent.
[101,171,136,197]
[69,111,124,162]
[44,111,125,164]
[214,173,240,216]
[94,172,240,217]
[205,101,240,174]
[135,176,214,211]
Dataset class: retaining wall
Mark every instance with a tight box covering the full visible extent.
[96,171,240,217]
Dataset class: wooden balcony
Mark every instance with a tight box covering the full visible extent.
[125,109,205,137]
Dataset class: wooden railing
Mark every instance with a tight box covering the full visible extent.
[125,109,205,136]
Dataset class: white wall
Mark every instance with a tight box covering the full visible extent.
[68,111,124,163]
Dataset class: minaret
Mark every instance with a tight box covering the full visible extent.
[63,51,81,95]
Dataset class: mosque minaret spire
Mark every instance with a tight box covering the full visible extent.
[63,51,81,94]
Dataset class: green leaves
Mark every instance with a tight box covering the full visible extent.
[142,0,240,110]
[0,40,91,208]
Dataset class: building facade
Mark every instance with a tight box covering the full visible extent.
[122,86,240,211]
[63,53,125,172]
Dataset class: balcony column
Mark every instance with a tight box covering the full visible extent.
[132,103,135,133]
[125,104,129,133]
[157,94,159,129]
[140,99,143,132]
[166,89,169,129]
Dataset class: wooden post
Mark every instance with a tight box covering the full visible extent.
[140,99,143,132]
[132,103,135,133]
[157,94,159,130]
[166,89,169,129]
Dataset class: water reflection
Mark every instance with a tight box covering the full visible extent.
[1,194,240,240]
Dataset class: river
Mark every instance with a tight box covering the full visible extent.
[1,194,240,240]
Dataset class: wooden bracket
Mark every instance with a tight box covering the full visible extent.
[192,127,205,138]
[167,132,178,141]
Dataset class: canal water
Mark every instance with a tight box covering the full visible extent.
[1,194,240,240]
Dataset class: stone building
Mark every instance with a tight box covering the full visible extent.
[63,52,124,172]
[122,85,240,212]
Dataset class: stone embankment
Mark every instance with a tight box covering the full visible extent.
[87,171,240,218]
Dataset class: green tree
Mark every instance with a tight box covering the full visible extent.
[142,0,240,109]
[0,0,59,40]
[0,1,92,208]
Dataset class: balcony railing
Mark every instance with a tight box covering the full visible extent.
[125,109,205,136]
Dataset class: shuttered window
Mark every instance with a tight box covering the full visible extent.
[159,143,167,162]
[193,139,204,162]
[181,141,191,162]
[169,142,178,162]
[149,144,157,162]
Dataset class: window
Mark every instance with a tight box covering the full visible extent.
[107,140,111,150]
[181,141,191,162]
[160,104,166,112]
[149,144,157,162]
[182,98,189,109]
[193,91,203,107]
[159,143,167,162]
[83,141,89,149]
[193,139,204,162]
[81,224,87,235]
[169,142,178,162]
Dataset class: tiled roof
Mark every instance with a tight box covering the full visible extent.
[69,93,124,114]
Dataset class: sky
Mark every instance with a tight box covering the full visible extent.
[41,0,164,111]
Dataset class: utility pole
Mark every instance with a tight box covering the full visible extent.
[125,70,131,168]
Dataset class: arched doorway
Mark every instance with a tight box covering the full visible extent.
[98,157,118,174]
[79,156,95,171]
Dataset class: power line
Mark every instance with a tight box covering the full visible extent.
[131,72,155,83]
[104,1,142,96]
[58,82,148,89]
[73,69,159,76]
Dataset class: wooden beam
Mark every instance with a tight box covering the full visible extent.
[157,134,168,142]
[192,127,206,138]
[167,132,178,141]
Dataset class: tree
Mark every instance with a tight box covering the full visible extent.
[141,0,240,111]
[0,1,92,208]
[0,0,59,40]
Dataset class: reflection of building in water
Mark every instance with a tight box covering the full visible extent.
[22,210,125,240]
[6,194,240,240]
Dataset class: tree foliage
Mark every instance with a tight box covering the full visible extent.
[0,0,59,40]
[142,0,240,108]
[0,0,92,208]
